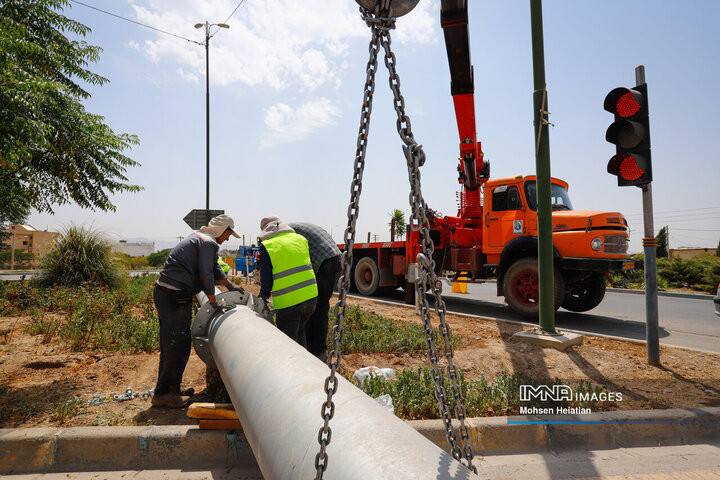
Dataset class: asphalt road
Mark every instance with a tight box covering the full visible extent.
[368,282,720,354]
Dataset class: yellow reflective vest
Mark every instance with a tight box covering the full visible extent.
[262,232,318,309]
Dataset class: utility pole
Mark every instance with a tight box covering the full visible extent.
[194,21,229,226]
[636,66,660,366]
[530,0,556,333]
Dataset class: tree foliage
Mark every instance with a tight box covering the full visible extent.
[147,248,171,268]
[0,0,141,219]
[656,226,668,258]
[388,209,406,241]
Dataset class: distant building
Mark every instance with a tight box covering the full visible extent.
[2,224,59,261]
[669,247,716,259]
[114,240,155,257]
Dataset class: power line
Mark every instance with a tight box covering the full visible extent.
[210,0,246,38]
[623,206,720,217]
[672,228,720,232]
[69,0,202,45]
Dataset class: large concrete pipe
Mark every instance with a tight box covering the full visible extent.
[192,291,479,479]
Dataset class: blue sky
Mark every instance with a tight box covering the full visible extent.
[27,0,720,253]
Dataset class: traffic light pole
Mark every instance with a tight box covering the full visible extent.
[636,66,660,366]
[530,0,555,333]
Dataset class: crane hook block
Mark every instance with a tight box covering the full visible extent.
[356,0,420,17]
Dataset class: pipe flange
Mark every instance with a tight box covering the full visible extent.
[192,291,273,368]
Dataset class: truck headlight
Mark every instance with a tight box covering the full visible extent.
[591,237,603,251]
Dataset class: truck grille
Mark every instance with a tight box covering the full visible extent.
[604,234,628,253]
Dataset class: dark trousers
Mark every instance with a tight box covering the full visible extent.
[153,285,193,395]
[305,256,342,358]
[276,297,317,348]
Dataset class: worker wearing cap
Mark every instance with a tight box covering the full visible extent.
[258,216,318,347]
[152,214,241,408]
[289,222,341,363]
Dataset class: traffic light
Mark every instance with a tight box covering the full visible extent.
[604,83,652,186]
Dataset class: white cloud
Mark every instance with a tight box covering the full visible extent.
[128,0,439,90]
[176,67,199,83]
[261,98,340,148]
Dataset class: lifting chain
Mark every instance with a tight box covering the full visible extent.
[315,4,476,477]
[313,4,382,478]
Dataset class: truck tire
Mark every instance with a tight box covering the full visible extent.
[562,274,606,312]
[503,257,564,318]
[354,257,380,296]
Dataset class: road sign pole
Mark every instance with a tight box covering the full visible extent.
[636,65,660,366]
[530,0,556,333]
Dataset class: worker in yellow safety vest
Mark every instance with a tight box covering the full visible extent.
[258,215,318,347]
[217,256,230,274]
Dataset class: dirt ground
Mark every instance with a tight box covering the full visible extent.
[1,283,719,428]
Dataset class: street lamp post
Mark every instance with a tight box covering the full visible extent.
[194,21,229,226]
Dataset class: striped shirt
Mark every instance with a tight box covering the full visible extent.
[289,223,341,273]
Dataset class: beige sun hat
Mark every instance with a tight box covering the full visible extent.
[200,214,242,239]
[258,215,294,240]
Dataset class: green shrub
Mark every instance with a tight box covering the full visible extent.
[33,225,126,289]
[611,254,719,293]
[9,277,160,353]
[332,305,461,354]
[658,254,720,293]
[147,249,171,268]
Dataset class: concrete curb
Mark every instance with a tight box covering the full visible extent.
[2,408,719,474]
[606,287,713,300]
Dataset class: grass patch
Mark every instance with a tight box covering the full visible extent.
[2,276,160,353]
[333,305,462,354]
[51,396,84,424]
[357,367,616,419]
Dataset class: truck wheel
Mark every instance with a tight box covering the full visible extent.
[562,274,606,312]
[354,257,380,296]
[503,257,564,318]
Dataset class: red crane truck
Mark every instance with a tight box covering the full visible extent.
[344,0,633,317]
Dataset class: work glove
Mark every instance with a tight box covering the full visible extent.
[227,283,245,293]
[211,298,227,309]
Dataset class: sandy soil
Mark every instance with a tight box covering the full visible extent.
[1,283,718,428]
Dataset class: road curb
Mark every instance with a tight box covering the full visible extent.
[607,287,713,300]
[2,408,719,474]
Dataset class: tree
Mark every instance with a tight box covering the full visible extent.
[656,226,668,259]
[388,209,406,241]
[147,248,171,268]
[0,0,141,220]
[716,239,720,257]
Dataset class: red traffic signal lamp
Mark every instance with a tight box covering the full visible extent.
[604,84,652,186]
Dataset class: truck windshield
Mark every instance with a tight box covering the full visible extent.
[524,181,573,211]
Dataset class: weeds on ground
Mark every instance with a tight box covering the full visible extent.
[357,368,614,419]
[2,276,159,353]
[51,396,84,424]
[334,305,462,354]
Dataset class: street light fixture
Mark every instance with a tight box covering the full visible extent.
[194,21,230,225]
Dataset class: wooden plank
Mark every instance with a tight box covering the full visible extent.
[187,402,238,420]
[198,419,243,430]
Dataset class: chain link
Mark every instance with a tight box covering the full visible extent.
[314,7,382,478]
[379,21,477,474]
[315,5,476,476]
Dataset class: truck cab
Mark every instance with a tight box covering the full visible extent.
[484,175,631,316]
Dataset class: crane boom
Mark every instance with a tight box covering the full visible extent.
[441,0,487,218]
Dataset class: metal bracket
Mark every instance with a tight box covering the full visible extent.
[191,290,274,368]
